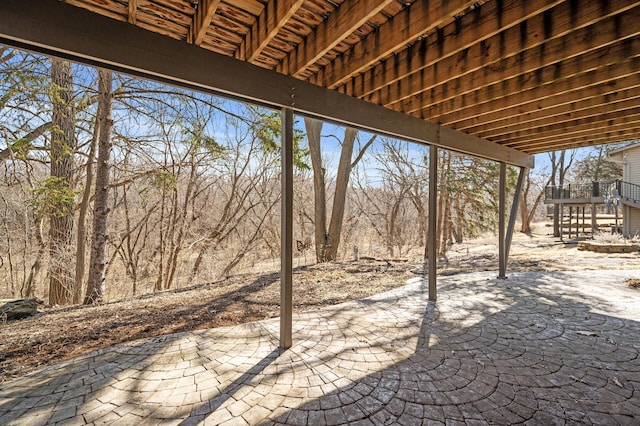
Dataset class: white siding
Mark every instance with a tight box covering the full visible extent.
[623,146,640,185]
[626,205,640,238]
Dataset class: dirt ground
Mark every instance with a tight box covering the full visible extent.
[1,226,639,384]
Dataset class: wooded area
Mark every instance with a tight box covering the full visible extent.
[0,47,625,306]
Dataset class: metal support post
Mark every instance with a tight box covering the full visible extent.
[559,204,564,241]
[568,206,573,239]
[502,166,526,276]
[280,107,293,349]
[498,162,507,279]
[591,203,597,238]
[428,144,438,301]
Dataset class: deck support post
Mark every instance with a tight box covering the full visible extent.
[500,166,526,279]
[559,204,564,241]
[497,163,509,278]
[498,164,525,279]
[280,107,293,349]
[569,206,573,239]
[428,144,438,301]
[591,203,597,238]
[498,163,506,278]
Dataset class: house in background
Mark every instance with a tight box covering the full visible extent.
[609,143,640,238]
[543,143,640,239]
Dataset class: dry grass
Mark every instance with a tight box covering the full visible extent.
[593,231,627,244]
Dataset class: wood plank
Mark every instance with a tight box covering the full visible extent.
[216,2,257,28]
[311,0,478,89]
[139,0,192,27]
[277,0,395,77]
[243,0,305,62]
[153,0,196,14]
[0,0,534,168]
[388,3,640,111]
[516,129,640,153]
[136,14,187,40]
[65,0,128,22]
[224,0,264,16]
[345,0,565,99]
[501,111,640,146]
[402,37,640,125]
[426,59,640,128]
[502,116,640,148]
[476,90,640,139]
[189,0,221,45]
[129,0,137,24]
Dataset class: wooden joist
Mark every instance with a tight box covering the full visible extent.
[310,0,479,89]
[241,0,304,63]
[429,59,640,128]
[6,0,640,155]
[278,0,395,77]
[189,0,221,46]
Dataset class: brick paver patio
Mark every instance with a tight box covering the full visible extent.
[1,270,639,425]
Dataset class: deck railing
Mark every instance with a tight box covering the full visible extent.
[619,180,640,203]
[544,180,633,202]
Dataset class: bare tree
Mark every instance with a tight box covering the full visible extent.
[84,69,113,304]
[519,169,550,233]
[353,139,420,257]
[549,150,577,237]
[306,118,375,262]
[47,59,76,305]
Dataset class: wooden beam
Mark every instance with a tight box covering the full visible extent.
[469,87,640,138]
[515,129,640,153]
[311,0,478,89]
[0,0,534,168]
[65,0,126,22]
[278,0,395,77]
[429,59,640,128]
[497,109,640,145]
[351,0,567,101]
[128,0,137,25]
[395,6,640,114]
[188,0,221,46]
[243,0,304,63]
[506,117,640,149]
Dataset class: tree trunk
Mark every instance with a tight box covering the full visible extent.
[306,118,360,262]
[519,171,533,233]
[519,169,551,233]
[74,98,100,303]
[48,59,76,305]
[452,194,464,244]
[324,128,357,261]
[84,70,113,305]
[23,218,46,298]
[436,151,450,256]
[305,118,328,262]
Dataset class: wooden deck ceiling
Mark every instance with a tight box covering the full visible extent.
[8,0,640,155]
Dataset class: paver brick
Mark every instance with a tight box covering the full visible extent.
[1,270,639,425]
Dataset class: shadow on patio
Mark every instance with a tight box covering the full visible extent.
[1,270,639,425]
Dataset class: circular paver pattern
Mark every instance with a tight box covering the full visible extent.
[1,270,639,425]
